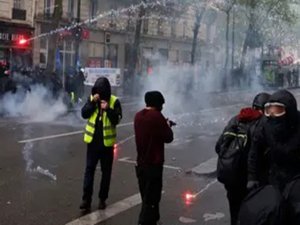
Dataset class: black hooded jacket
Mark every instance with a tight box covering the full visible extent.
[248,90,300,186]
[81,77,122,147]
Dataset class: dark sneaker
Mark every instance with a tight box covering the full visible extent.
[79,200,91,210]
[98,200,106,210]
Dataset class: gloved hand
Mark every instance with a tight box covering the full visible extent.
[247,180,259,190]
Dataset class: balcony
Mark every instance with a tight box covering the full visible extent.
[12,8,26,20]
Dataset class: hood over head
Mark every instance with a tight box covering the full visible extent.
[252,92,270,110]
[268,89,298,125]
[91,77,111,101]
[265,90,298,141]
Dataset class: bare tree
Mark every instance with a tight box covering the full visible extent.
[238,0,296,72]
[214,0,236,88]
[191,0,210,65]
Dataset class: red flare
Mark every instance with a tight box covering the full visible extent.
[185,193,194,201]
[184,191,196,205]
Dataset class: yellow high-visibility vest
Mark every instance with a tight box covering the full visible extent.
[84,95,118,147]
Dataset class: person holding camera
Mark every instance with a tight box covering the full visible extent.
[134,91,174,225]
[80,77,122,211]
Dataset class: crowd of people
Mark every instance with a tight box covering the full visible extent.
[216,89,300,225]
[0,65,85,108]
[79,74,300,225]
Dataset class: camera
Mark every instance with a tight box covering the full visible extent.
[168,119,177,127]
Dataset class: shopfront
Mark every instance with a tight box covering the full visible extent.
[0,22,34,70]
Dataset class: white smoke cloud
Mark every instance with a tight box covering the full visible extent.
[0,84,67,122]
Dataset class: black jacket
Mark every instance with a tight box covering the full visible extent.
[248,90,300,187]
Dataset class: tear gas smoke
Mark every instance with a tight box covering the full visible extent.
[138,64,261,124]
[0,84,67,122]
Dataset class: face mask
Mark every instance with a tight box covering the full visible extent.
[266,115,289,141]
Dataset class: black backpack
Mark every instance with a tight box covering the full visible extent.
[216,122,249,186]
[238,185,286,225]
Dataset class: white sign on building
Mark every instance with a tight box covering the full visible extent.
[84,68,122,87]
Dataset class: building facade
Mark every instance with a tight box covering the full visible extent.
[0,0,35,70]
[1,0,218,77]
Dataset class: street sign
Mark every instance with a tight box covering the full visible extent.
[84,67,122,87]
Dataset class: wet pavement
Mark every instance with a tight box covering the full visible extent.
[1,89,300,225]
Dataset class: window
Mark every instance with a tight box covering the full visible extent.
[14,0,23,9]
[40,37,47,49]
[59,40,75,69]
[88,42,104,67]
[169,50,179,63]
[89,43,104,57]
[44,0,54,16]
[171,21,176,37]
[159,49,168,60]
[40,34,48,65]
[143,19,149,34]
[105,44,118,68]
[183,21,187,38]
[68,0,77,18]
[157,19,163,35]
[90,0,98,19]
[40,53,47,64]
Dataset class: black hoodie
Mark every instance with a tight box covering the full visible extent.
[248,90,300,187]
[91,77,111,101]
[81,77,122,148]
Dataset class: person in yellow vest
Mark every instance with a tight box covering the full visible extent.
[80,77,122,211]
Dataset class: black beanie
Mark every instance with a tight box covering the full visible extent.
[145,91,165,108]
[252,92,270,110]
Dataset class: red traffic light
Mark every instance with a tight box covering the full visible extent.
[18,38,28,45]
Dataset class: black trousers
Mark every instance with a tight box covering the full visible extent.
[136,165,163,225]
[225,185,248,225]
[82,144,113,202]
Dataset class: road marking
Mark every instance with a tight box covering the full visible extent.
[187,157,217,175]
[18,122,134,143]
[203,212,225,222]
[118,135,135,145]
[118,157,182,170]
[179,216,197,223]
[65,190,165,225]
[65,193,142,225]
[122,102,140,106]
[18,102,244,144]
[18,130,84,143]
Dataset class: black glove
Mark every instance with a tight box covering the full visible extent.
[247,180,259,190]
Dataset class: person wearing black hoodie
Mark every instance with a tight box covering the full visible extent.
[248,90,300,190]
[80,77,122,211]
[247,90,300,225]
[216,92,270,225]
